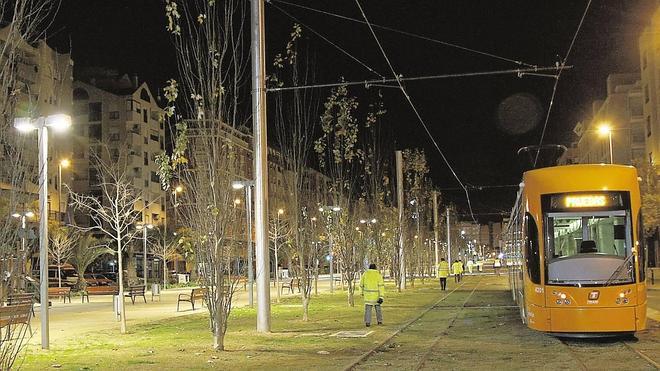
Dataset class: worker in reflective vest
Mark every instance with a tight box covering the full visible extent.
[438,258,450,291]
[452,260,463,283]
[360,263,385,327]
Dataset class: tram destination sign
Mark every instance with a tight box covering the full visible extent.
[544,191,627,212]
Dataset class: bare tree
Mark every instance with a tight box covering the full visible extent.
[48,223,78,288]
[150,226,179,289]
[68,149,151,334]
[158,0,249,350]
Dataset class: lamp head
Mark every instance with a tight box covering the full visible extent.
[174,185,183,193]
[25,211,35,218]
[60,159,71,168]
[234,198,241,205]
[371,218,377,224]
[597,123,612,136]
[46,114,72,132]
[277,208,284,215]
[13,117,36,132]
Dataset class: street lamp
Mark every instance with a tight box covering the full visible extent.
[14,113,71,350]
[172,185,183,228]
[232,179,255,307]
[319,205,340,292]
[136,223,154,286]
[598,122,613,164]
[58,159,70,221]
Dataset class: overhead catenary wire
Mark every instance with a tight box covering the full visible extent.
[533,0,592,167]
[266,65,570,92]
[268,0,538,68]
[353,0,478,223]
[268,1,385,79]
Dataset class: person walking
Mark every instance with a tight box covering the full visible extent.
[360,263,385,327]
[494,257,502,276]
[452,260,463,283]
[467,259,474,274]
[438,258,450,290]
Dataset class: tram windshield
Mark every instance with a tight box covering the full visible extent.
[545,211,634,286]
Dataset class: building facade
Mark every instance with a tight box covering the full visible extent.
[0,25,73,220]
[71,77,166,225]
[569,74,645,166]
[640,8,660,167]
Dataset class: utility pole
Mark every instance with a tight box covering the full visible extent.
[395,150,405,291]
[250,0,270,332]
[433,191,439,277]
[446,207,452,265]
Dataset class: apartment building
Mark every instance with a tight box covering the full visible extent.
[640,8,660,167]
[71,75,165,225]
[570,74,645,165]
[0,25,73,219]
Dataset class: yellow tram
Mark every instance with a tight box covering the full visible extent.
[505,164,648,336]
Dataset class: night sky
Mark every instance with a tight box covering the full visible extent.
[47,0,657,221]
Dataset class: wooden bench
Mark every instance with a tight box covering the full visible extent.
[6,293,35,316]
[0,304,33,333]
[81,285,119,303]
[48,287,71,304]
[125,286,147,304]
[177,287,208,311]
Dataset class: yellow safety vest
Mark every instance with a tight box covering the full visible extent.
[438,261,450,278]
[452,262,463,274]
[360,269,385,305]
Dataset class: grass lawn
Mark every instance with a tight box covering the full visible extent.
[21,280,444,370]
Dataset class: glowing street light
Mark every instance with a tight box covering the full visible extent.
[597,122,613,164]
[14,113,71,350]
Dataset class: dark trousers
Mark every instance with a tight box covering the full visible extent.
[454,273,461,283]
[439,277,447,290]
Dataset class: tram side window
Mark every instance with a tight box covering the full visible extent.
[638,212,646,281]
[525,213,541,284]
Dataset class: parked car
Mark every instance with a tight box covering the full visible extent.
[84,273,114,286]
[47,264,79,287]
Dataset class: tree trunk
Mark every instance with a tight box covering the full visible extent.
[213,314,225,350]
[163,258,168,289]
[57,259,62,288]
[117,240,127,334]
[347,279,355,307]
[126,243,137,285]
[302,295,310,321]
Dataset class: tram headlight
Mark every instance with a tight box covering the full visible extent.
[616,298,621,304]
[556,299,562,305]
[618,293,625,298]
[623,298,629,304]
[560,293,566,300]
[564,299,571,305]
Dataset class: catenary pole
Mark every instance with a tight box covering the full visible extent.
[446,207,452,265]
[251,0,271,332]
[433,191,439,277]
[395,151,405,290]
[38,126,49,349]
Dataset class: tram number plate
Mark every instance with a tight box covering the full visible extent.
[587,300,598,304]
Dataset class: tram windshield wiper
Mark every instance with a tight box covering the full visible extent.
[604,254,634,287]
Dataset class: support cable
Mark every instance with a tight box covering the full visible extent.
[269,1,385,79]
[354,0,477,223]
[533,0,592,167]
[269,0,537,68]
[266,65,570,93]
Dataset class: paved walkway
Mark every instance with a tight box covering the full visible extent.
[28,276,340,345]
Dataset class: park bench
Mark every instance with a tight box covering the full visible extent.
[125,286,147,304]
[0,304,33,333]
[177,287,208,312]
[48,287,71,304]
[6,293,35,316]
[280,277,300,295]
[81,285,119,303]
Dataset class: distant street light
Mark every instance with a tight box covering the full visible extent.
[232,180,255,307]
[136,223,154,286]
[597,122,613,164]
[14,113,71,350]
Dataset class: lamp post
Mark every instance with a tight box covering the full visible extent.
[597,123,613,164]
[274,208,284,302]
[319,206,340,292]
[232,180,255,307]
[14,113,71,350]
[137,223,154,287]
[58,159,70,221]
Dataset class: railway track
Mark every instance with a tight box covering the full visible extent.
[344,277,483,371]
[559,336,659,370]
